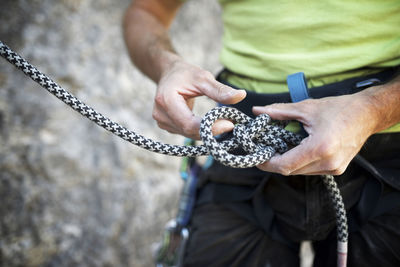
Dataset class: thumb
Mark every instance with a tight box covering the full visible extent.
[203,80,246,105]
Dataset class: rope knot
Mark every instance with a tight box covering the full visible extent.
[232,114,270,154]
[200,106,303,168]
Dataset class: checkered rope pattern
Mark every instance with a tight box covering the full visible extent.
[0,41,348,266]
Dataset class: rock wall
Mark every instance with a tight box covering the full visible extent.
[0,0,222,266]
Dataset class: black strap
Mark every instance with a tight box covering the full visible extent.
[348,176,400,232]
[218,67,399,118]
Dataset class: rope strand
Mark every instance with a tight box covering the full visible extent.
[0,41,347,267]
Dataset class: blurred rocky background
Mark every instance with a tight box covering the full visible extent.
[0,0,221,266]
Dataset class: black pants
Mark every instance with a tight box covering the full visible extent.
[184,204,400,267]
[183,133,400,267]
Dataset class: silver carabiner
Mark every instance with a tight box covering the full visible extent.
[154,220,189,267]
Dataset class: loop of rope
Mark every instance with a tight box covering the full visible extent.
[0,41,348,266]
[0,41,302,168]
[200,107,302,168]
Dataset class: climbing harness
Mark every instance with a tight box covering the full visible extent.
[0,41,348,267]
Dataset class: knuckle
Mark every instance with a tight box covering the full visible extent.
[324,158,342,172]
[152,110,161,122]
[200,70,214,80]
[277,166,292,176]
[194,70,214,84]
[332,164,347,176]
[156,121,167,131]
[215,83,224,97]
[294,99,316,116]
[316,143,337,158]
[154,92,165,107]
[269,103,289,112]
[181,123,196,136]
[331,167,345,176]
[302,98,315,105]
[270,103,283,109]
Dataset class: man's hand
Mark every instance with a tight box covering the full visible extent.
[124,0,245,139]
[153,59,245,139]
[252,92,379,176]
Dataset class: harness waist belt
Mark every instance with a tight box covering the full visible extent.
[221,67,399,118]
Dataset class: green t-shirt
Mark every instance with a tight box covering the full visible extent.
[219,0,400,90]
[186,0,400,132]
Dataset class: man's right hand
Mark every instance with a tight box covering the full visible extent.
[153,58,246,139]
[124,0,245,139]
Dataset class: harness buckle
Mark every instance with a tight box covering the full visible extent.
[354,78,382,90]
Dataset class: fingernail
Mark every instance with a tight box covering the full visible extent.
[228,89,244,96]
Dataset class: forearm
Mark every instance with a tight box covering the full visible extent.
[362,74,400,133]
[123,1,182,82]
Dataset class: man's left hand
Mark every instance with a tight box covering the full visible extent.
[252,93,378,176]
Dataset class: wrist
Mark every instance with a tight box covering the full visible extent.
[358,81,400,133]
[158,51,183,81]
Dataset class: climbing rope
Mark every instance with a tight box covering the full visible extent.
[0,41,347,266]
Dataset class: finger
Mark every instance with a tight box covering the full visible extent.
[164,93,202,138]
[257,137,318,175]
[201,79,246,105]
[154,96,201,139]
[152,104,179,129]
[293,170,342,176]
[153,108,187,135]
[156,121,180,134]
[289,156,349,176]
[153,105,173,124]
[212,119,235,136]
[287,160,327,176]
[252,103,306,122]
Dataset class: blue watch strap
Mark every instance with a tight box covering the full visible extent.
[287,72,310,103]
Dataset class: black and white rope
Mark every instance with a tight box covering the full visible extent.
[322,174,348,266]
[0,41,347,266]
